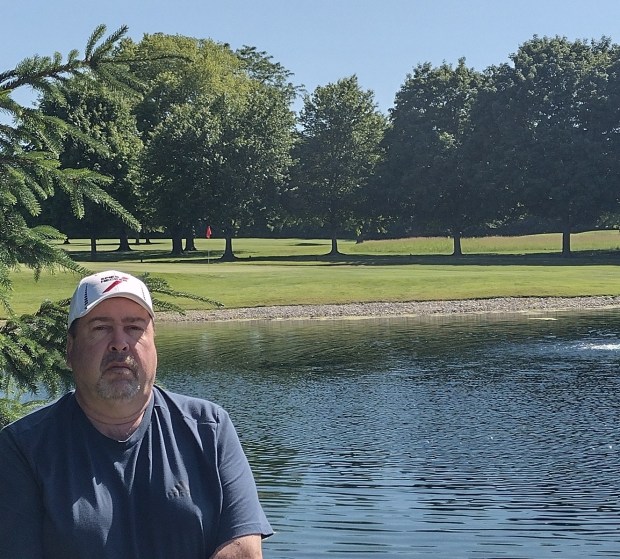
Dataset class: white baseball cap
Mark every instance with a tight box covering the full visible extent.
[68,270,154,328]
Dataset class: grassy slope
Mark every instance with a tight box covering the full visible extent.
[5,231,620,317]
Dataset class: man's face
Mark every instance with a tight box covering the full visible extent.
[66,297,157,405]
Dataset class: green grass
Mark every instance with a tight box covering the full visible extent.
[346,230,620,256]
[4,232,620,318]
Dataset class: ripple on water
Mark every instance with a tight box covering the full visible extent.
[156,312,620,558]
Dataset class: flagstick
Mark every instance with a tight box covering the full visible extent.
[205,225,212,264]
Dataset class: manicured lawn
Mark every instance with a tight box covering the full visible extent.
[5,233,620,317]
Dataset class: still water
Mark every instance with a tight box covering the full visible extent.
[155,310,620,558]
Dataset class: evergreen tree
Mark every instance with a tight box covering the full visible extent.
[0,26,216,425]
[0,25,140,422]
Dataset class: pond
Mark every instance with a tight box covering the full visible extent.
[155,310,620,558]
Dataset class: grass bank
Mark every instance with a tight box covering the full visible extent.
[5,231,620,318]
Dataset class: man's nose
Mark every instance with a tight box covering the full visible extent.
[109,330,130,352]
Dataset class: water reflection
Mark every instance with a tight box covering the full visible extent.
[156,311,620,558]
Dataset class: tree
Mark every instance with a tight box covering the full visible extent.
[206,85,296,260]
[143,101,222,255]
[482,36,617,256]
[211,47,297,259]
[0,25,141,420]
[121,34,244,133]
[0,24,141,305]
[125,34,250,253]
[292,76,386,255]
[0,26,227,427]
[38,76,144,258]
[380,60,486,256]
[135,35,296,257]
[597,44,620,226]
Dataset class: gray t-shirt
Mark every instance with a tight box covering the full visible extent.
[0,386,272,558]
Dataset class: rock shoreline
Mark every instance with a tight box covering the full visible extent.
[156,296,620,323]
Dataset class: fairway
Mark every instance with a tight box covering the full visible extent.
[4,233,620,318]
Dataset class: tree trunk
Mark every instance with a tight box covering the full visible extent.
[171,235,183,255]
[116,226,132,251]
[137,226,152,245]
[87,216,98,260]
[452,231,463,257]
[561,227,572,257]
[562,211,572,258]
[170,224,184,255]
[90,236,98,261]
[184,226,197,251]
[220,236,236,261]
[328,230,340,255]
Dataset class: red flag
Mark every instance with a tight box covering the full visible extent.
[205,225,212,239]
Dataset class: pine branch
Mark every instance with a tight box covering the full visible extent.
[84,24,108,60]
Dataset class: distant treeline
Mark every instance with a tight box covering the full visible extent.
[13,30,620,258]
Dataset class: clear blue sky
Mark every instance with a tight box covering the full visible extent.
[5,0,620,114]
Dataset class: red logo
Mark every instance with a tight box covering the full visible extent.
[102,278,127,293]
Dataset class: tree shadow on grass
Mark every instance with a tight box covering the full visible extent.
[67,248,620,266]
[238,250,620,266]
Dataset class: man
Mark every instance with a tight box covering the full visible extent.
[0,270,272,559]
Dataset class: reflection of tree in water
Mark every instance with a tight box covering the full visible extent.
[157,310,620,387]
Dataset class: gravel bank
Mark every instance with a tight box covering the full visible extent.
[156,296,620,323]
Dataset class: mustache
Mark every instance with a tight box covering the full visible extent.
[101,353,138,372]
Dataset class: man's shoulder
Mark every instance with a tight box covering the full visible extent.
[153,386,227,426]
[1,393,75,438]
[0,393,76,458]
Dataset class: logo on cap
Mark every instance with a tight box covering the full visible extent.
[102,278,127,293]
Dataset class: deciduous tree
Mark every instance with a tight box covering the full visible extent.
[39,77,143,258]
[292,76,386,255]
[136,35,296,257]
[381,60,486,255]
[206,85,296,260]
[481,36,616,255]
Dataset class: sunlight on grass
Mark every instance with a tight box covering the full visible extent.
[5,232,618,318]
